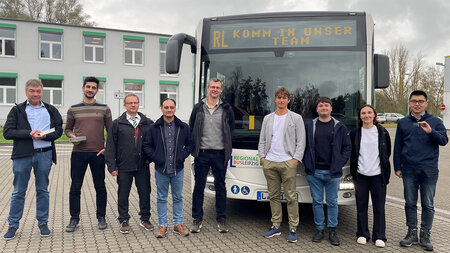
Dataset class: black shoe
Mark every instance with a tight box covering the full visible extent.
[98,217,107,230]
[400,227,418,247]
[420,229,434,251]
[328,227,340,246]
[312,229,324,242]
[65,218,79,232]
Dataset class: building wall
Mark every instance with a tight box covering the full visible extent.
[0,18,194,124]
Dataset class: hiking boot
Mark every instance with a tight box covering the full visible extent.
[39,224,51,237]
[98,217,107,230]
[140,220,154,231]
[120,220,130,234]
[312,229,324,242]
[173,224,190,237]
[263,226,281,238]
[156,226,168,238]
[328,227,340,246]
[191,219,202,233]
[3,227,17,240]
[287,228,298,243]
[400,227,418,247]
[217,219,229,233]
[420,229,433,251]
[65,218,79,232]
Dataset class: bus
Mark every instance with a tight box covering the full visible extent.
[165,12,389,205]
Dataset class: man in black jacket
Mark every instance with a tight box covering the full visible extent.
[143,98,194,238]
[189,78,234,233]
[3,79,63,240]
[105,93,153,234]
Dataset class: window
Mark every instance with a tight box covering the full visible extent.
[39,75,63,105]
[0,73,17,104]
[124,35,144,65]
[83,31,105,63]
[159,38,169,75]
[124,79,144,107]
[0,24,16,57]
[159,81,179,106]
[39,27,63,60]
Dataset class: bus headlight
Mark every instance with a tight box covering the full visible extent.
[339,174,354,190]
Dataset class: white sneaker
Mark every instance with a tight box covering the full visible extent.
[357,236,367,245]
[375,239,385,247]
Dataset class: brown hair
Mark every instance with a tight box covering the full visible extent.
[274,87,290,98]
[357,104,379,126]
[316,97,332,107]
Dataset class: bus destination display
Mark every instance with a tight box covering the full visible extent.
[209,20,357,49]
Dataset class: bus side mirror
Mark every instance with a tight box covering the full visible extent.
[374,54,390,89]
[166,33,197,74]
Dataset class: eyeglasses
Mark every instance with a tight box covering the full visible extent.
[209,86,222,90]
[409,100,426,105]
[125,102,139,105]
[163,106,175,109]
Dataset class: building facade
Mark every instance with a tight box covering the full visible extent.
[0,18,193,124]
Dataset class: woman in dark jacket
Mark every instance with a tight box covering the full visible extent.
[350,105,391,248]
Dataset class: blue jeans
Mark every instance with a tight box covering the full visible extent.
[402,168,438,230]
[192,150,227,221]
[155,169,184,226]
[8,150,52,228]
[306,170,340,230]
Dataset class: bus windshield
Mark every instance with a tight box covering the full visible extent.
[202,50,365,150]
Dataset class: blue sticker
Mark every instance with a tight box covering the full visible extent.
[231,185,240,194]
[241,186,250,195]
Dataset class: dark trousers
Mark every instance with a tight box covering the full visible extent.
[69,152,107,220]
[354,173,387,242]
[117,168,151,223]
[192,150,227,221]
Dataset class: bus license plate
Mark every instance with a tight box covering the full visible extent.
[257,191,298,202]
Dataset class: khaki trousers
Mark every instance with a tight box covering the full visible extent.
[263,159,299,229]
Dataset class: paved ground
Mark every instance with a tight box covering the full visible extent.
[0,137,449,252]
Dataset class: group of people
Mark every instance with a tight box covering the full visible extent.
[258,88,447,251]
[2,77,233,241]
[2,77,448,252]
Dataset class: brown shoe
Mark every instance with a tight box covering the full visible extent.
[120,220,130,234]
[173,224,190,237]
[156,226,168,238]
[140,220,154,231]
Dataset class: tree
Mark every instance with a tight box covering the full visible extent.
[0,0,94,26]
[377,44,423,114]
[420,66,444,116]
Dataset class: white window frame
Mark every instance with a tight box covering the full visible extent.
[159,83,179,107]
[40,78,63,105]
[0,76,17,105]
[124,36,144,66]
[159,40,178,76]
[95,81,106,104]
[39,31,63,61]
[124,79,144,108]
[0,27,15,57]
[83,34,105,63]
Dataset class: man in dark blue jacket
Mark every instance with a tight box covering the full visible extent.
[105,94,153,234]
[143,98,194,238]
[395,90,448,251]
[303,97,351,246]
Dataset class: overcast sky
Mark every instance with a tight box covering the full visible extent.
[79,0,449,66]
